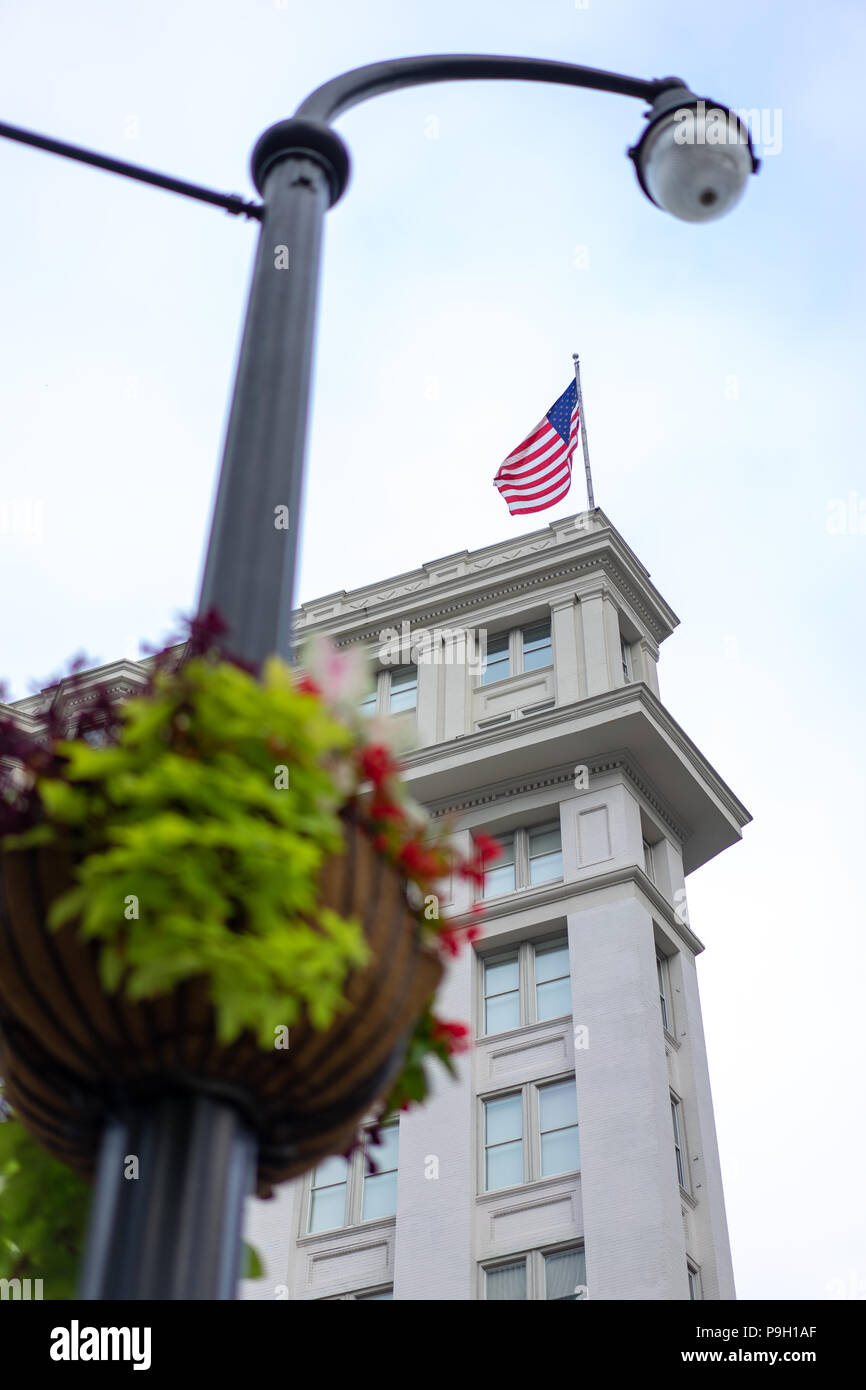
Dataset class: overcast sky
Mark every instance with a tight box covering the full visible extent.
[1,0,864,1301]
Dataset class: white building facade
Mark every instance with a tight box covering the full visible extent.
[241,508,749,1302]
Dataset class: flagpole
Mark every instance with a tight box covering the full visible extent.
[572,353,595,510]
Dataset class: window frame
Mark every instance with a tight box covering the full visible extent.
[479,1073,580,1194]
[360,664,418,717]
[304,1121,400,1235]
[480,1241,587,1301]
[479,934,572,1038]
[477,820,563,901]
[656,950,672,1033]
[621,634,633,683]
[670,1092,689,1194]
[477,617,553,689]
[687,1262,702,1301]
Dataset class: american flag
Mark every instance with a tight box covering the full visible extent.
[493,380,580,516]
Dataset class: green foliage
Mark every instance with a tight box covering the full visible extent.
[0,1112,89,1299]
[9,656,372,1047]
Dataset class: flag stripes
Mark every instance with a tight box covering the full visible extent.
[494,380,580,516]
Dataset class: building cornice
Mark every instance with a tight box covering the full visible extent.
[455,864,705,957]
[427,748,690,845]
[295,510,680,648]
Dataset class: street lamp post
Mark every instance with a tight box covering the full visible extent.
[0,54,759,1299]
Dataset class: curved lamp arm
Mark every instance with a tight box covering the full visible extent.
[294,53,683,124]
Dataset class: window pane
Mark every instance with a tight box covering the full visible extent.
[522,620,552,672]
[484,863,516,897]
[480,632,510,686]
[529,823,562,885]
[485,956,519,995]
[358,1289,393,1300]
[358,690,377,716]
[362,1170,398,1221]
[314,1154,349,1188]
[528,824,560,857]
[366,1124,399,1171]
[388,666,417,712]
[309,1184,346,1232]
[486,1140,523,1190]
[485,1094,522,1145]
[481,832,514,898]
[486,1261,526,1300]
[536,976,571,1021]
[529,850,562,885]
[535,943,569,984]
[541,1125,580,1177]
[539,1080,578,1131]
[657,955,669,1030]
[621,637,632,681]
[545,1248,586,1300]
[485,990,520,1034]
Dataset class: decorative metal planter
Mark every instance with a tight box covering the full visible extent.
[0,810,441,1196]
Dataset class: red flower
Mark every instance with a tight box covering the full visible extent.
[398,839,443,881]
[431,1018,472,1054]
[437,928,461,957]
[296,675,321,696]
[358,743,402,787]
[473,832,503,864]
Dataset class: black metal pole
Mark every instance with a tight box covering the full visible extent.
[78,1094,255,1300]
[196,125,349,668]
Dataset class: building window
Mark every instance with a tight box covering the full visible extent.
[538,1079,580,1178]
[671,1094,687,1191]
[361,1124,399,1221]
[528,822,563,886]
[482,1245,586,1300]
[481,936,571,1036]
[657,951,671,1032]
[359,664,418,716]
[482,831,517,897]
[480,631,511,686]
[484,1092,524,1191]
[482,1077,580,1192]
[309,1154,349,1233]
[479,619,553,687]
[621,636,632,682]
[535,940,571,1021]
[687,1263,702,1300]
[307,1123,399,1232]
[483,952,520,1034]
[479,821,562,899]
[544,1247,587,1300]
[642,838,656,884]
[522,620,553,673]
[485,1259,527,1300]
[387,665,417,713]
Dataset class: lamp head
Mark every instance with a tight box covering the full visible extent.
[629,84,760,223]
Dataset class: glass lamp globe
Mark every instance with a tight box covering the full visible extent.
[637,106,755,223]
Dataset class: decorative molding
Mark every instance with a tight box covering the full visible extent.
[428,750,689,844]
[463,863,705,958]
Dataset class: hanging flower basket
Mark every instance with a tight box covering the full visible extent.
[0,617,500,1205]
